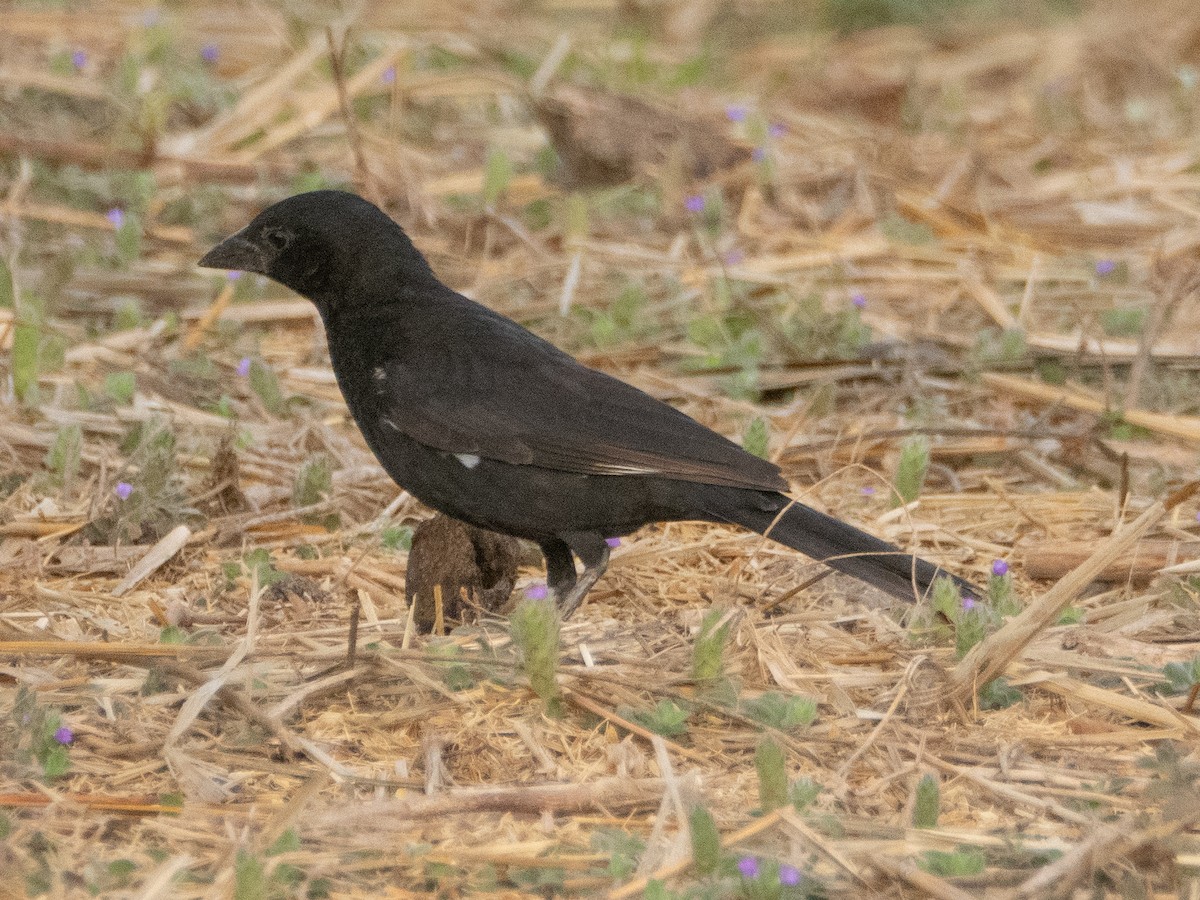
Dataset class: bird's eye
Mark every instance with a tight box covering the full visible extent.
[262,228,292,252]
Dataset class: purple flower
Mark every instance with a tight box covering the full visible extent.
[992,559,1009,577]
[768,122,786,139]
[779,864,801,886]
[1195,510,1200,522]
[852,292,867,309]
[722,249,745,266]
[685,195,706,213]
[200,44,219,64]
[737,856,759,878]
[115,482,133,501]
[961,596,977,612]
[605,537,621,548]
[236,357,252,377]
[141,8,161,27]
[524,582,548,601]
[54,726,74,745]
[1095,259,1116,276]
[861,485,876,496]
[725,105,748,123]
[105,208,125,229]
[226,270,242,281]
[751,147,767,163]
[382,65,396,85]
[71,50,87,71]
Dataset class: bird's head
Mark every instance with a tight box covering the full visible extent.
[198,190,433,306]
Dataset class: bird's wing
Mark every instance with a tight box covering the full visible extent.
[360,303,787,492]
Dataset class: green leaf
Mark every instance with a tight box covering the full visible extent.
[1161,656,1200,694]
[913,774,940,828]
[234,850,267,900]
[381,526,413,551]
[510,600,562,716]
[0,256,13,308]
[113,297,144,330]
[591,829,645,880]
[623,699,690,737]
[1101,306,1146,337]
[743,416,770,459]
[267,828,301,856]
[790,777,822,811]
[248,360,287,416]
[45,424,83,490]
[12,293,43,404]
[483,148,513,207]
[114,212,143,263]
[107,860,138,880]
[892,434,930,506]
[692,607,730,682]
[743,692,817,731]
[41,745,71,780]
[293,454,332,508]
[979,677,1023,710]
[688,806,721,876]
[755,738,789,811]
[243,549,287,588]
[105,371,137,404]
[919,848,985,877]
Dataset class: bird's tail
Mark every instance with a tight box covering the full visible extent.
[701,489,974,602]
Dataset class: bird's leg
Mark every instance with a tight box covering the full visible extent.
[539,538,577,599]
[556,533,611,620]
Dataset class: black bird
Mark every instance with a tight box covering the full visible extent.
[200,191,971,616]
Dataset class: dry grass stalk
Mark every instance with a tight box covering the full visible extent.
[951,485,1197,704]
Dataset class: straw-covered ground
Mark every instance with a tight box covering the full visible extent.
[2,0,1200,896]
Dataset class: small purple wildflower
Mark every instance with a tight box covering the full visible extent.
[1095,259,1116,277]
[751,147,767,163]
[1195,510,1200,522]
[961,596,978,612]
[992,559,1009,577]
[141,8,161,27]
[737,856,760,879]
[852,292,867,309]
[115,482,133,501]
[226,270,242,281]
[768,122,786,139]
[685,195,706,213]
[382,65,396,85]
[725,105,748,123]
[779,864,802,886]
[525,582,548,601]
[861,485,876,496]
[71,49,88,71]
[236,357,252,377]
[105,208,125,229]
[722,249,745,266]
[605,537,621,548]
[54,726,74,745]
[200,44,219,64]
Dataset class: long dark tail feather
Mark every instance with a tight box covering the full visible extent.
[704,490,978,602]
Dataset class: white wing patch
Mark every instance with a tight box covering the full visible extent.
[455,453,482,469]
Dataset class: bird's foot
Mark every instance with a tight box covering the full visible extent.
[554,545,610,620]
